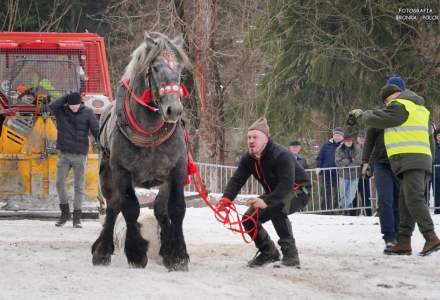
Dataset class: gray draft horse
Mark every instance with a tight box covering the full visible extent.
[91,32,191,271]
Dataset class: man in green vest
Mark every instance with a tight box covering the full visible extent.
[348,83,440,256]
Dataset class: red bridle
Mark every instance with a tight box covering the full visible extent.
[120,78,189,137]
[120,79,189,113]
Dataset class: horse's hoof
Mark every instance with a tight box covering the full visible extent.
[92,254,111,266]
[164,256,189,272]
[128,256,148,268]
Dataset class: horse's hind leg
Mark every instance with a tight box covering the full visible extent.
[117,170,149,268]
[92,157,119,265]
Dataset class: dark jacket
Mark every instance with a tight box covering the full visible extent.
[316,139,341,181]
[223,140,310,212]
[434,142,440,165]
[360,90,435,175]
[362,127,389,165]
[335,142,362,180]
[293,154,309,170]
[49,94,99,155]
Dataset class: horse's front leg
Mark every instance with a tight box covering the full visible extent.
[167,163,189,271]
[154,182,173,265]
[116,170,149,268]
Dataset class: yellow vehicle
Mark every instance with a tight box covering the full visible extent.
[0,32,112,212]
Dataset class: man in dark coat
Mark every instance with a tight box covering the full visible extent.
[289,140,309,170]
[217,117,311,268]
[316,128,344,211]
[49,92,99,228]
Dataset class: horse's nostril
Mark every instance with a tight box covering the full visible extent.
[166,106,172,116]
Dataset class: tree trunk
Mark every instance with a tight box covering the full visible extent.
[193,0,225,164]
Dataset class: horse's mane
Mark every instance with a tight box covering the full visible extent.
[123,32,191,85]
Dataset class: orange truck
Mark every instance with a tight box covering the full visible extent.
[0,32,112,212]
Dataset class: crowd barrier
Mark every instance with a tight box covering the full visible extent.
[185,163,440,215]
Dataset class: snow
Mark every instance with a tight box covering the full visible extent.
[0,208,439,300]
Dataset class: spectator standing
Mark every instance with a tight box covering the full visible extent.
[335,133,362,209]
[316,128,344,211]
[363,126,400,252]
[289,140,309,169]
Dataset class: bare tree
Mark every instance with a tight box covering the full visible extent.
[192,0,225,164]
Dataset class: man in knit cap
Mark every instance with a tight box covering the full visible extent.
[216,117,311,268]
[50,92,99,228]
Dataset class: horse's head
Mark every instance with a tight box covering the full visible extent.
[125,33,190,123]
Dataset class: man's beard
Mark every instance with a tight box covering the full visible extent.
[248,143,266,157]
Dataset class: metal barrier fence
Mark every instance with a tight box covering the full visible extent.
[185,163,440,215]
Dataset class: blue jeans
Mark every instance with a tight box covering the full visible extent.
[338,177,358,209]
[374,163,400,241]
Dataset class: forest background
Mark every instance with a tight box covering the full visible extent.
[2,0,439,165]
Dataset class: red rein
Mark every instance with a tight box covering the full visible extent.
[184,129,259,243]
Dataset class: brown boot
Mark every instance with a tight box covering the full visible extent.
[384,235,411,255]
[419,231,440,256]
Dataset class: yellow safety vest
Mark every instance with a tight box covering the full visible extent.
[384,99,431,158]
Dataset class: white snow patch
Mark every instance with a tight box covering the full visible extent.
[0,208,439,300]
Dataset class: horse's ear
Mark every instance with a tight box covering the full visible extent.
[172,35,184,49]
[144,32,157,47]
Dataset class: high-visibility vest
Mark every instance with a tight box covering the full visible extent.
[384,99,431,158]
[39,79,61,97]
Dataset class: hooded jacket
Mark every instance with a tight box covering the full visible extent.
[359,90,435,175]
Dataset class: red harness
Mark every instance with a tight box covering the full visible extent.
[121,79,188,112]
[120,78,189,137]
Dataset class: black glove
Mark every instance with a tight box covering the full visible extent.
[346,114,357,126]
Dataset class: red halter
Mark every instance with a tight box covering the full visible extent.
[121,79,189,113]
[120,78,189,137]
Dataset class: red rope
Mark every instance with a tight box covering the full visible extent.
[184,128,259,243]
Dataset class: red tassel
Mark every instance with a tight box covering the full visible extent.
[142,89,153,104]
[187,160,198,175]
[180,84,189,97]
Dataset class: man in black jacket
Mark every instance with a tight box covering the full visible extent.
[217,117,311,268]
[49,92,99,228]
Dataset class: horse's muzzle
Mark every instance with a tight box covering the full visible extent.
[162,100,183,123]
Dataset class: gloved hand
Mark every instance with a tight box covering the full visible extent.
[346,109,363,126]
[361,163,371,178]
[349,109,363,118]
[216,197,232,211]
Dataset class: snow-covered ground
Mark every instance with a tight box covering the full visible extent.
[0,207,439,300]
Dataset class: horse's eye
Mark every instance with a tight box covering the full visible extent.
[153,66,159,73]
